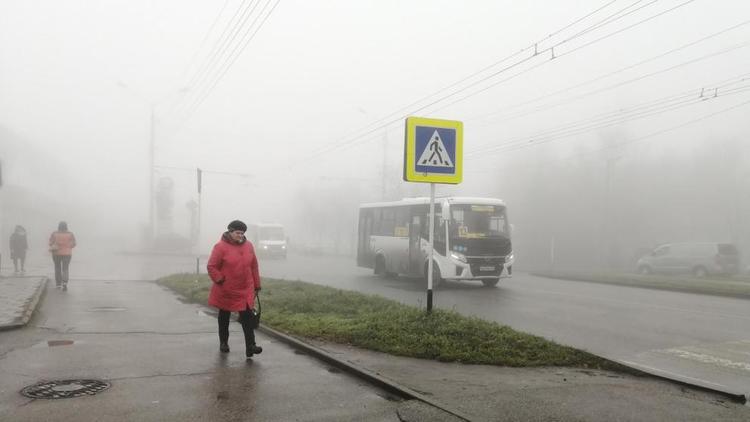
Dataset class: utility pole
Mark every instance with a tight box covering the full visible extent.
[149,105,156,241]
[381,130,387,200]
[602,155,620,269]
[197,167,202,254]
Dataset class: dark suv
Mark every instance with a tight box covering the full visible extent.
[636,242,739,277]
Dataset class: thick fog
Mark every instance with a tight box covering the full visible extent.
[1,0,749,272]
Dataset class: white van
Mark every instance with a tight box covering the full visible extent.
[247,223,287,259]
[636,242,739,277]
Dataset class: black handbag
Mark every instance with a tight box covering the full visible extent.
[242,293,261,329]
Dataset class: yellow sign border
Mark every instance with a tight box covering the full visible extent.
[403,116,463,184]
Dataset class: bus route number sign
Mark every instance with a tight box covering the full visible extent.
[403,116,463,184]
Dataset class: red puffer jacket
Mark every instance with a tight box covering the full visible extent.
[207,233,261,311]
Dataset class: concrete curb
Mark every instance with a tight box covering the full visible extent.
[257,324,475,422]
[612,359,748,405]
[184,297,474,421]
[0,277,48,331]
[160,282,747,415]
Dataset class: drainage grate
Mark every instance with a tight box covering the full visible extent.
[20,379,110,399]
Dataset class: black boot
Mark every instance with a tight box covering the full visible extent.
[246,344,262,358]
[220,342,230,353]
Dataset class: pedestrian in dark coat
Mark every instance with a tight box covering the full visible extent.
[207,220,263,358]
[49,221,76,290]
[10,225,28,274]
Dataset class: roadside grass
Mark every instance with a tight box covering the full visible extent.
[158,273,623,370]
[532,270,750,299]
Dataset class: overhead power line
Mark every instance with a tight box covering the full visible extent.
[464,19,750,124]
[180,0,232,80]
[182,0,281,118]
[297,0,657,161]
[468,82,750,157]
[294,0,621,163]
[182,0,257,99]
[180,0,264,111]
[467,96,750,174]
[472,40,750,126]
[297,0,698,164]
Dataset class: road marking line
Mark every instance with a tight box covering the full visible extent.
[619,360,728,388]
[510,281,750,320]
[661,349,750,372]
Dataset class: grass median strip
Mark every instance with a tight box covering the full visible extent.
[159,273,623,370]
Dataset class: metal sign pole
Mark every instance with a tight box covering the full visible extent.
[403,116,462,313]
[427,182,435,312]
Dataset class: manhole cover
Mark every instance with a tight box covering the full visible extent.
[20,379,110,399]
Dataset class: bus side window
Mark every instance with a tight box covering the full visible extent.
[379,208,396,236]
[372,208,382,236]
[395,207,410,236]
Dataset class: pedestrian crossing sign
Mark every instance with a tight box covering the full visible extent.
[403,116,463,184]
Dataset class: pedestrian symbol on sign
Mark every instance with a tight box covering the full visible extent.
[417,130,454,168]
[403,116,463,184]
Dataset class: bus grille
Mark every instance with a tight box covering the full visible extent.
[467,256,505,277]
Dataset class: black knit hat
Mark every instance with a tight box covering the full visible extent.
[227,220,247,232]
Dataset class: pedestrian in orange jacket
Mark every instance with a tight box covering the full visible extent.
[49,221,76,291]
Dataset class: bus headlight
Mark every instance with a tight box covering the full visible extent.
[506,253,514,262]
[450,251,467,263]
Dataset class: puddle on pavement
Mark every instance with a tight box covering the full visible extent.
[375,392,401,402]
[87,307,127,312]
[47,340,75,347]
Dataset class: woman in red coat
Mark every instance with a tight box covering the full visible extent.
[207,220,263,358]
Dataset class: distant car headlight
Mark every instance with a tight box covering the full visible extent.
[506,253,514,262]
[262,245,268,249]
[281,245,286,249]
[450,251,467,263]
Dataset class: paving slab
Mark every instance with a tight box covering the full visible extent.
[0,276,47,330]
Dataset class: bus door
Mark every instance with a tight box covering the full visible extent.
[408,214,423,275]
[357,210,374,267]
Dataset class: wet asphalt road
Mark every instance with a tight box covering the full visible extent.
[0,277,407,421]
[11,248,749,397]
[259,253,750,397]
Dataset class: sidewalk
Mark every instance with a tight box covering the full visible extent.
[0,278,460,422]
[0,276,47,330]
[309,340,750,421]
[1,277,747,421]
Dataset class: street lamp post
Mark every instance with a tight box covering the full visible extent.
[149,105,156,239]
[116,82,188,245]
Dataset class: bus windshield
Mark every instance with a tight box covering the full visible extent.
[450,204,508,239]
[259,227,285,241]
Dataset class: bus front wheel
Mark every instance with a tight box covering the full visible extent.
[374,255,386,277]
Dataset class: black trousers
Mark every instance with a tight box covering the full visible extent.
[218,306,256,351]
[52,255,72,285]
[12,254,25,271]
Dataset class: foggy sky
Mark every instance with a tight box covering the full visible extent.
[2,0,749,265]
